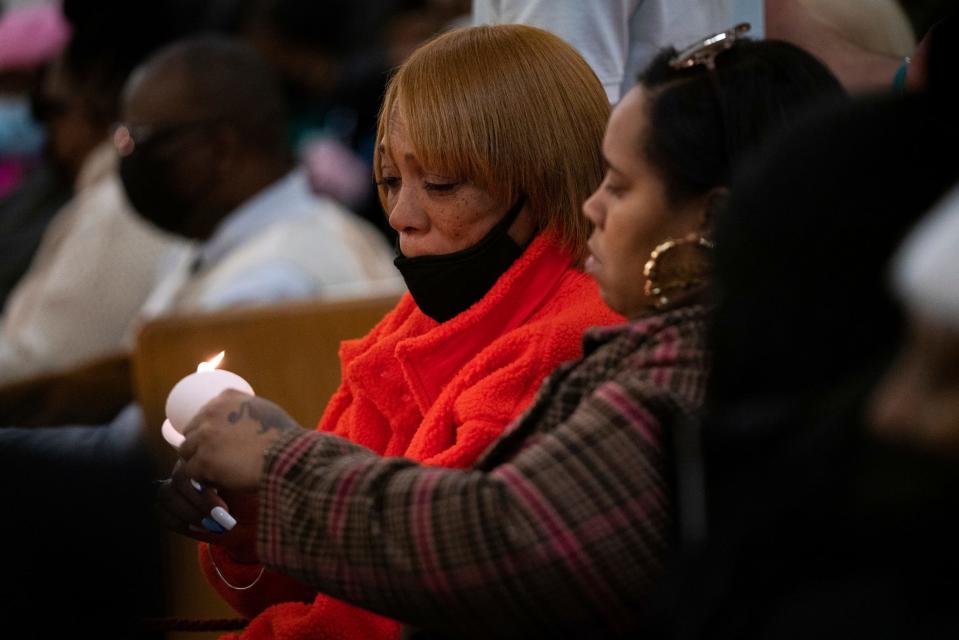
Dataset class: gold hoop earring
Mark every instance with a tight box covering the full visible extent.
[643,234,714,308]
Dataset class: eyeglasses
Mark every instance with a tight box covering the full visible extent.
[112,120,220,158]
[670,23,751,71]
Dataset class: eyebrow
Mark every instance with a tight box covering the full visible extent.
[377,143,417,162]
[603,154,624,175]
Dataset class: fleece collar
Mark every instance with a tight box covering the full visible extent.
[396,234,572,412]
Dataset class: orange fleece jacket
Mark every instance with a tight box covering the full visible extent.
[200,234,622,640]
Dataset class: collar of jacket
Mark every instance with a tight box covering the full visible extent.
[476,302,711,470]
[394,233,573,412]
[579,303,712,355]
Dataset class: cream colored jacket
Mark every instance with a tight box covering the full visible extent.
[0,143,182,385]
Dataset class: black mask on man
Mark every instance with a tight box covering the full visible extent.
[393,195,531,322]
[118,131,215,237]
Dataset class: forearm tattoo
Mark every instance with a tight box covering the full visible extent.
[228,400,299,435]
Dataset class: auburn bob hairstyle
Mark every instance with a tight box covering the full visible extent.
[374,24,609,263]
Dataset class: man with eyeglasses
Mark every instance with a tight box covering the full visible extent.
[115,35,401,328]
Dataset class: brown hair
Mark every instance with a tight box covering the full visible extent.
[374,24,609,263]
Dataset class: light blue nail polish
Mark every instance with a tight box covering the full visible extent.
[211,506,237,531]
[201,517,226,534]
[191,479,204,492]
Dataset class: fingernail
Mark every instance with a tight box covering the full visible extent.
[210,506,236,531]
[190,479,204,492]
[201,517,226,534]
[188,524,205,533]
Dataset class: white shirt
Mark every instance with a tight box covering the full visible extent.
[0,143,184,384]
[473,0,734,103]
[133,169,403,330]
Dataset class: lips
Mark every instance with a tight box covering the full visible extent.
[585,248,600,275]
[586,242,602,265]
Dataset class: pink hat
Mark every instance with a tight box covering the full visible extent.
[0,3,72,72]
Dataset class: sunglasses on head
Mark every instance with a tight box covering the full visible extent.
[670,23,751,71]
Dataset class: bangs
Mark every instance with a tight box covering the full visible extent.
[375,30,512,201]
[374,25,609,262]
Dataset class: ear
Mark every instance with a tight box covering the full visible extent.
[700,187,730,233]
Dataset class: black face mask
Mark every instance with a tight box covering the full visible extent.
[118,130,215,237]
[394,195,530,322]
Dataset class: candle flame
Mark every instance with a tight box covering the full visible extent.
[197,351,225,372]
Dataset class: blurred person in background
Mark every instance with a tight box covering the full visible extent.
[117,35,401,326]
[0,34,402,429]
[0,1,72,307]
[0,41,182,387]
[0,0,237,392]
[765,0,959,93]
[871,183,959,454]
[473,0,733,104]
[646,10,959,638]
[765,0,916,91]
[0,1,69,198]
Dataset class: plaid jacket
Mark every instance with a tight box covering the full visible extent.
[258,304,710,638]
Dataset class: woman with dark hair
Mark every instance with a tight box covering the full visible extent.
[651,12,959,639]
[167,27,843,638]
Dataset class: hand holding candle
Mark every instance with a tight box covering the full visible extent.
[162,351,254,448]
[163,351,253,532]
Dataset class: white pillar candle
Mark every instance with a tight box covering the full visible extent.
[162,351,255,448]
[162,351,250,531]
[162,418,185,448]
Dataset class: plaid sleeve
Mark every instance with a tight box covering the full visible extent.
[258,373,691,637]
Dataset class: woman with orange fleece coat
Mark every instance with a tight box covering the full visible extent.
[158,25,618,640]
[199,233,619,640]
